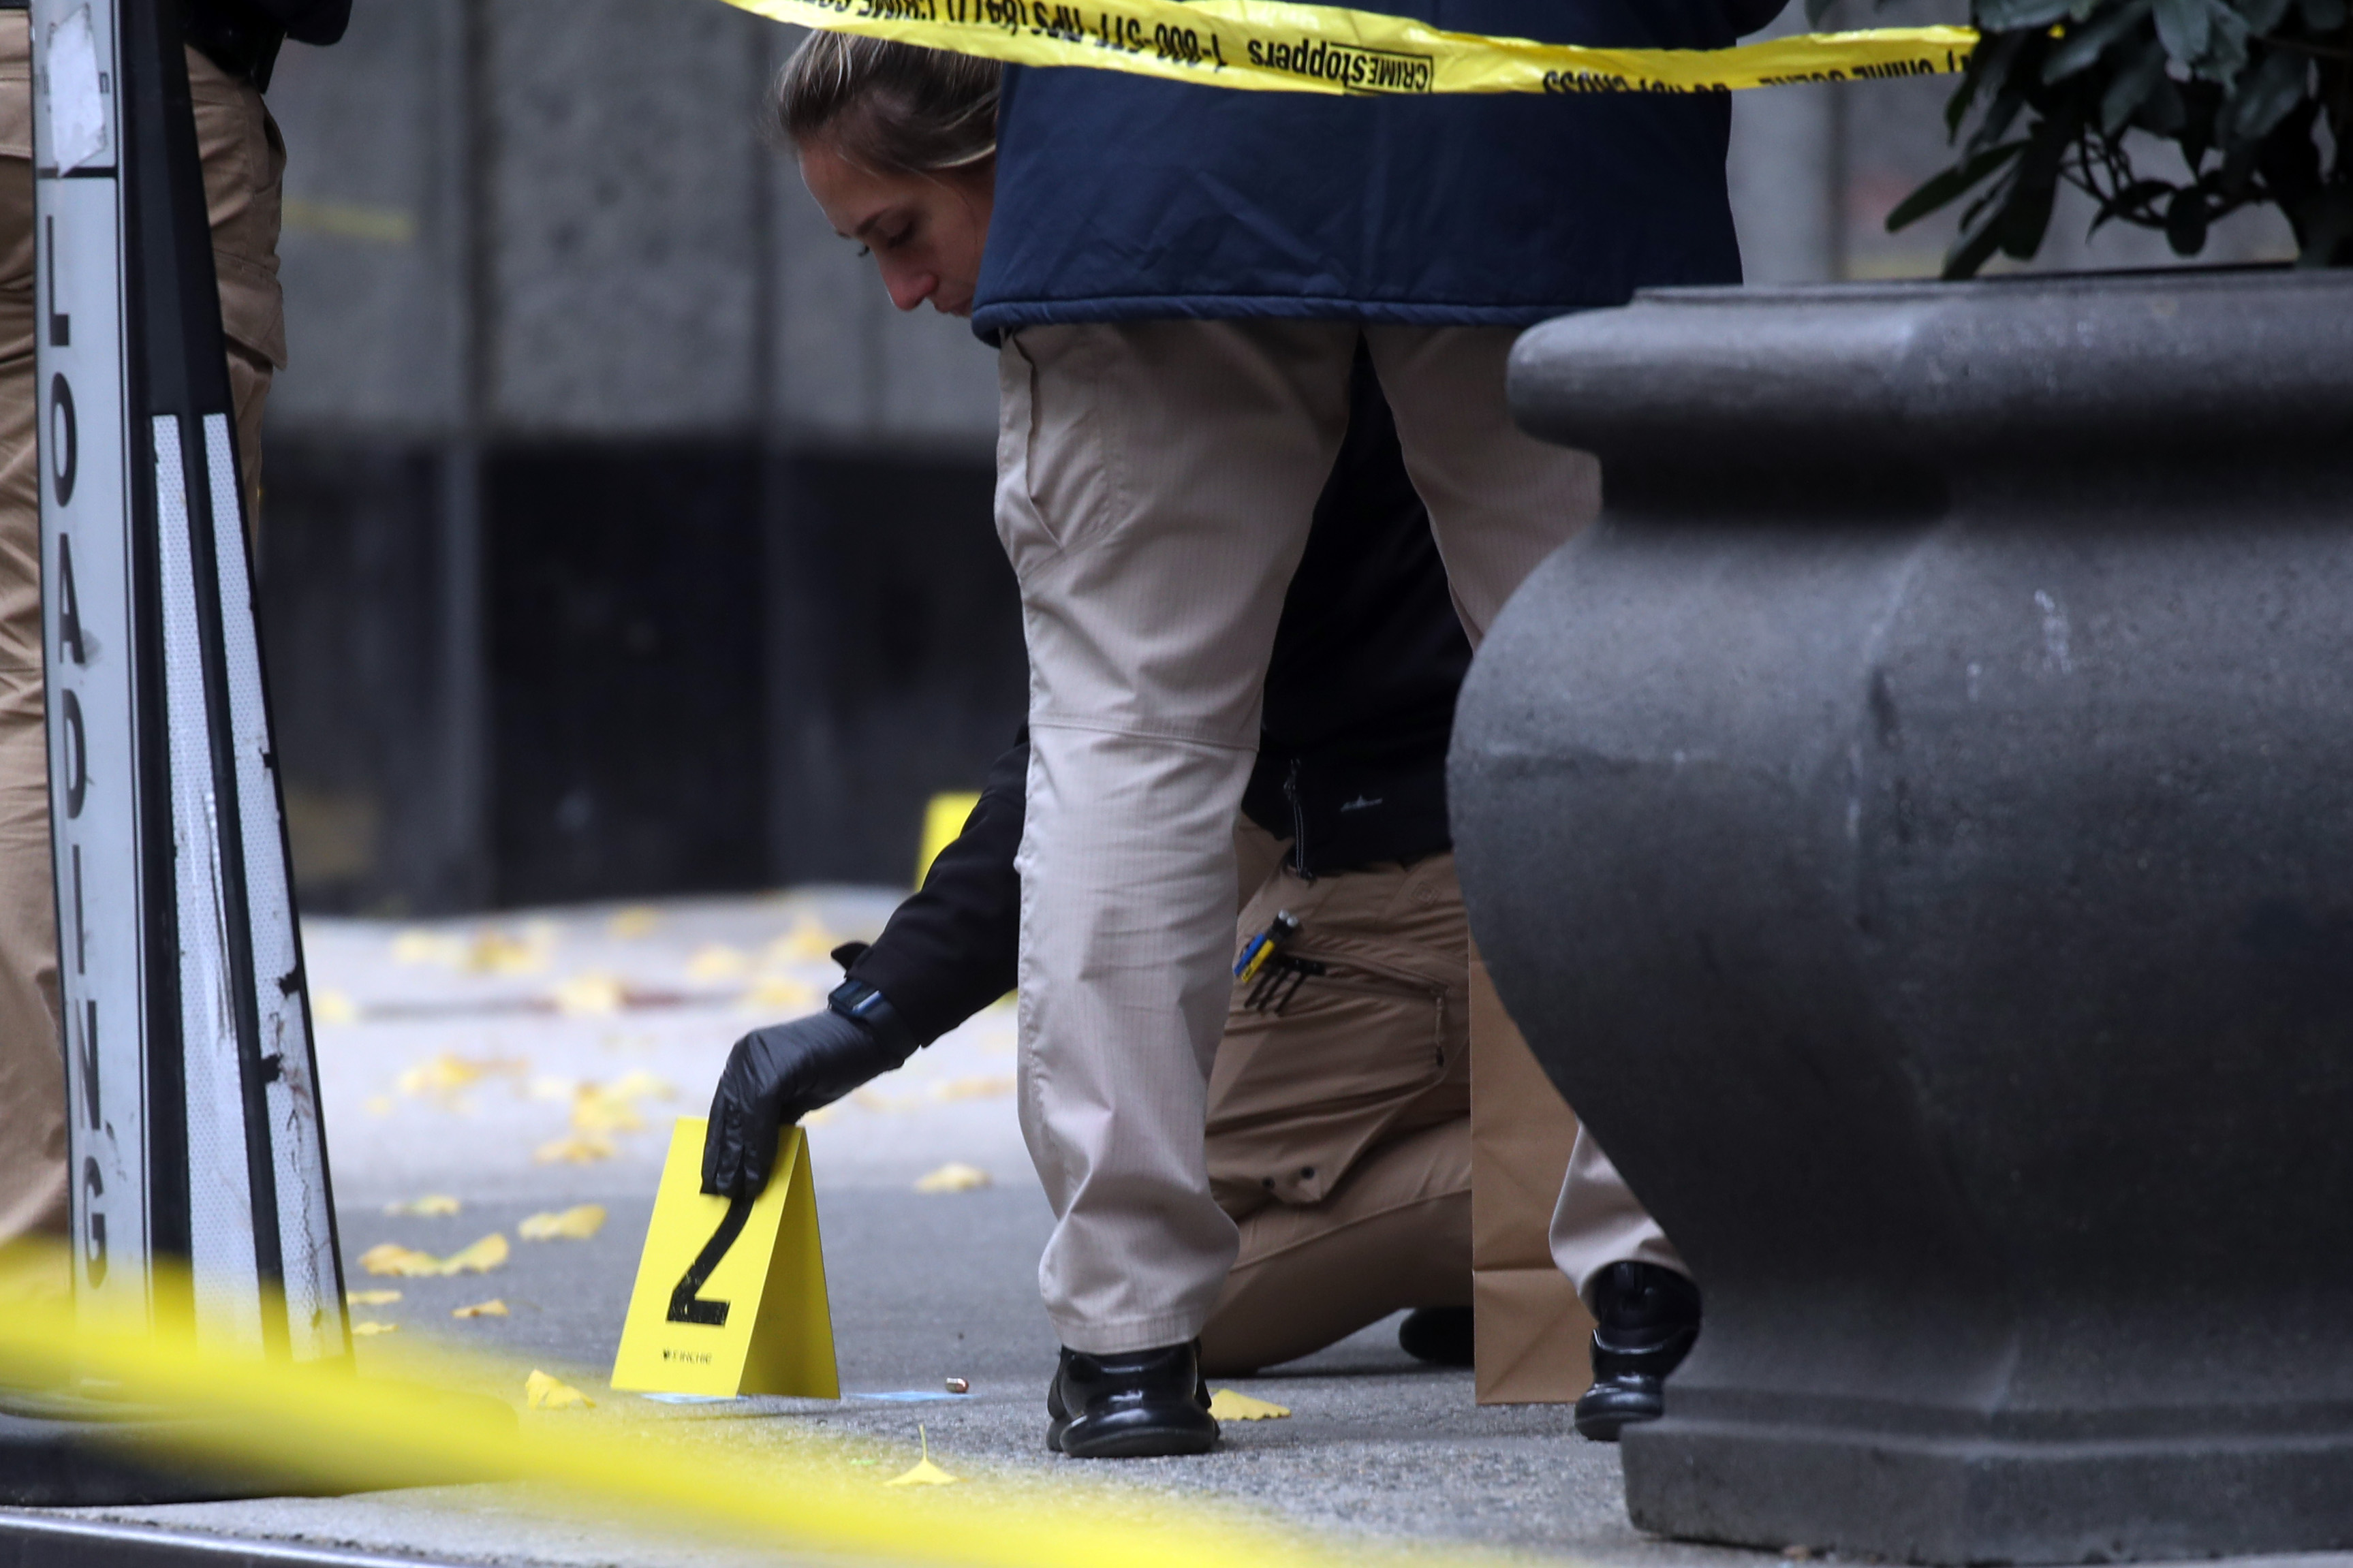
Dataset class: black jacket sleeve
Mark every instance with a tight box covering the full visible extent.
[841,738,1027,1046]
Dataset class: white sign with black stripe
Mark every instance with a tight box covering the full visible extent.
[31,0,346,1360]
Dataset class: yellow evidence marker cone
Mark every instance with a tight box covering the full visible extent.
[610,1119,839,1399]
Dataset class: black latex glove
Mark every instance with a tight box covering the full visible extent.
[700,984,920,1198]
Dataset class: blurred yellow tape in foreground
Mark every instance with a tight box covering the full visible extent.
[726,0,1976,95]
[0,1249,1412,1568]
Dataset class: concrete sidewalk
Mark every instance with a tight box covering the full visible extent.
[42,892,1749,1566]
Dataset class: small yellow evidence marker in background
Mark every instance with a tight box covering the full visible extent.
[1208,1389,1290,1420]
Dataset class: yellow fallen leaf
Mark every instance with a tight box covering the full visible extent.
[361,1234,508,1277]
[439,1233,510,1274]
[518,1204,606,1241]
[884,1426,959,1487]
[363,1095,394,1118]
[534,1133,614,1165]
[738,976,818,1014]
[525,1370,593,1410]
[607,1069,675,1103]
[686,944,749,981]
[571,1083,644,1133]
[914,1163,991,1195]
[931,1075,1016,1103]
[452,1299,509,1319]
[552,971,626,1017]
[396,1052,525,1101]
[382,1194,461,1217]
[607,906,660,940]
[351,1321,399,1336]
[312,989,358,1025]
[766,915,841,967]
[390,929,465,966]
[1207,1389,1290,1421]
[467,925,559,975]
[357,1243,441,1278]
[346,1289,401,1306]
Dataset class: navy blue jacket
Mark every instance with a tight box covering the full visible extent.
[974,0,1786,336]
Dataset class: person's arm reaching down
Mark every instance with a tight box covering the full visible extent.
[700,740,1028,1197]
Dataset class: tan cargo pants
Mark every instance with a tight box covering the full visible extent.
[1195,824,1470,1375]
[0,15,285,1255]
[996,319,1600,1351]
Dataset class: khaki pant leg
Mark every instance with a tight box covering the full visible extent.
[1198,853,1471,1373]
[1199,1117,1471,1377]
[999,319,1356,1353]
[1361,326,1601,646]
[185,44,284,529]
[1207,851,1469,1214]
[1549,1127,1687,1304]
[0,15,65,1253]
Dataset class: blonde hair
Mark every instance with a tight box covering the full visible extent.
[775,32,999,175]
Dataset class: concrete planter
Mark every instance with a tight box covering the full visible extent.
[1451,268,2353,1564]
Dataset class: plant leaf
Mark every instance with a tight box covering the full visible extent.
[2136,70,2191,133]
[2200,5,2250,76]
[2045,0,2157,78]
[1996,132,2068,257]
[2101,36,2173,129]
[1944,210,2010,279]
[2231,0,2290,30]
[2089,176,2178,228]
[2290,187,2353,266]
[2220,45,2309,144]
[1886,140,2031,230]
[1979,0,2081,27]
[2153,0,2213,61]
[1976,81,2033,146]
[2164,184,2213,251]
[1948,29,2029,134]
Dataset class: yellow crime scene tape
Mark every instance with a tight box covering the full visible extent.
[0,1247,1480,1568]
[724,0,1978,96]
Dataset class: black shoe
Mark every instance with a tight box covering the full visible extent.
[1397,1306,1475,1368]
[1573,1261,1700,1443]
[1046,1341,1220,1458]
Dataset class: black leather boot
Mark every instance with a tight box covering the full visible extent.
[1046,1341,1220,1458]
[1573,1261,1700,1443]
[1397,1306,1475,1368]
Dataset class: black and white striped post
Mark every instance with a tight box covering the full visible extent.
[31,0,346,1362]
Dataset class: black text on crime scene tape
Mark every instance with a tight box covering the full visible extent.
[1750,49,1965,85]
[1247,35,1434,93]
[801,0,1247,71]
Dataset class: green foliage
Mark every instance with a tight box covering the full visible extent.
[1863,0,2353,275]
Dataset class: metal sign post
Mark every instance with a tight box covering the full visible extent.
[31,0,347,1361]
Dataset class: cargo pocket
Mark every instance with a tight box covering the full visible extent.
[1207,945,1456,1209]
